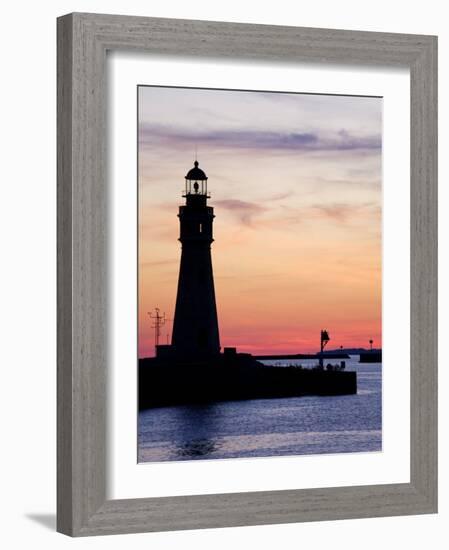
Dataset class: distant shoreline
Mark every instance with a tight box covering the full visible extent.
[139,349,382,361]
[254,352,350,360]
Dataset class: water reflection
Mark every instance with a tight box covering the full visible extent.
[171,403,221,459]
[176,438,220,458]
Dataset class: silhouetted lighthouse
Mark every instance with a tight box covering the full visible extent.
[171,161,220,358]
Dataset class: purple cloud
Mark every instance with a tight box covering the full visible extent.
[311,202,380,223]
[214,199,267,226]
[139,124,381,153]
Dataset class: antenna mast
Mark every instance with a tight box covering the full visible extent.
[148,308,166,351]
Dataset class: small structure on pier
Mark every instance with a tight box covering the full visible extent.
[318,329,330,368]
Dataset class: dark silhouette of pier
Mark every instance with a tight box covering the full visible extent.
[139,354,357,409]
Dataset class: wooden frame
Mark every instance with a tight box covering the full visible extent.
[57,12,438,536]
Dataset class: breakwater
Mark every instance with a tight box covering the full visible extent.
[359,350,382,363]
[139,353,357,409]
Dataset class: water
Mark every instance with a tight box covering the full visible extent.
[138,356,382,462]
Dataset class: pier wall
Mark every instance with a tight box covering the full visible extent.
[139,358,357,409]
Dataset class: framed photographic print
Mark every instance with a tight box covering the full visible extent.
[57,13,437,536]
[136,84,382,463]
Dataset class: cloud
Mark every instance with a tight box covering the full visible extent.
[139,124,381,153]
[265,190,295,201]
[213,199,268,226]
[311,202,380,223]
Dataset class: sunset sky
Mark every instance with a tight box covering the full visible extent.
[138,86,382,358]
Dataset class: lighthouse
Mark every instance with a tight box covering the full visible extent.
[170,160,221,359]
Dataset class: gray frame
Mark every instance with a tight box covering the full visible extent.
[57,12,437,536]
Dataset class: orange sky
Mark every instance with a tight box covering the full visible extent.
[138,86,382,358]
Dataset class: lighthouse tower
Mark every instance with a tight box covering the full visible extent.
[170,160,221,359]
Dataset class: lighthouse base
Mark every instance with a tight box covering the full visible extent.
[139,353,357,410]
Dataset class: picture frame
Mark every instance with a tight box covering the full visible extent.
[57,12,437,536]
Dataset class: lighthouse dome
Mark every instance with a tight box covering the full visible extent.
[185,160,207,181]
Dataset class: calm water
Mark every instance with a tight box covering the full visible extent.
[138,356,382,462]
